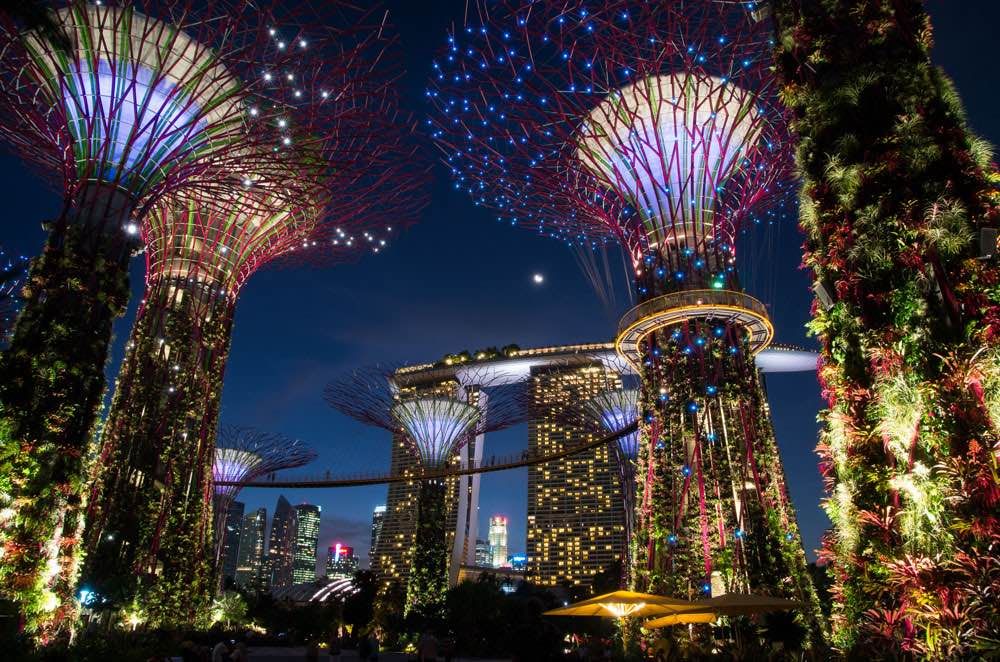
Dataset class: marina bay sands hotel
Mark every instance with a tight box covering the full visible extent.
[369,341,817,591]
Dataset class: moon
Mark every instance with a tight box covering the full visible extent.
[532,273,545,285]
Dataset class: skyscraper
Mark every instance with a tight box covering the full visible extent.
[527,362,626,586]
[370,504,386,566]
[474,539,492,567]
[326,543,360,579]
[488,516,509,569]
[293,504,321,584]
[268,495,297,590]
[234,507,266,590]
[221,500,245,585]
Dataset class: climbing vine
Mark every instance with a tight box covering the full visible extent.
[631,317,826,651]
[0,222,130,642]
[81,276,234,629]
[772,1,1000,655]
[405,478,449,625]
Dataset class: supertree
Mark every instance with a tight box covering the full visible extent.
[0,0,309,639]
[211,426,316,582]
[772,1,1000,655]
[557,354,640,573]
[325,364,526,623]
[426,0,824,646]
[0,248,28,342]
[79,4,426,629]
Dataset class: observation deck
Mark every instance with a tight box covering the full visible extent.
[615,289,773,367]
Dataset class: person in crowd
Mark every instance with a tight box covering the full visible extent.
[210,640,230,662]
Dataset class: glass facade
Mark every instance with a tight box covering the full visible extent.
[292,504,321,584]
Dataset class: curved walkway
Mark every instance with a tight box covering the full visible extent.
[215,421,638,489]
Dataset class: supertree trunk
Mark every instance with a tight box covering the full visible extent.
[82,275,234,628]
[0,210,132,640]
[771,0,1000,656]
[631,312,825,648]
[405,477,448,624]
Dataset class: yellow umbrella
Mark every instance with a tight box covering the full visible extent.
[644,611,718,628]
[693,593,805,616]
[543,590,696,619]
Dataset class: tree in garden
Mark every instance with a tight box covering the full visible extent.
[0,0,304,640]
[771,0,1000,656]
[426,0,825,649]
[79,1,426,629]
[325,364,525,624]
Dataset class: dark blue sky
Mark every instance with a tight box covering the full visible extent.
[0,1,993,570]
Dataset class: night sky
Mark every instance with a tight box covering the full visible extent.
[0,1,994,572]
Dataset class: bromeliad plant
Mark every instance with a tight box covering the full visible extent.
[772,0,1000,655]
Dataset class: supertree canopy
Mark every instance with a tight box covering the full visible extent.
[325,364,525,623]
[211,426,316,575]
[390,398,483,469]
[427,0,824,647]
[0,0,306,640]
[79,2,425,629]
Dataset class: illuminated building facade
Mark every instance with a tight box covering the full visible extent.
[234,508,266,591]
[370,505,386,566]
[488,516,509,569]
[326,543,360,579]
[528,361,626,586]
[268,496,296,590]
[293,504,321,584]
[475,539,492,567]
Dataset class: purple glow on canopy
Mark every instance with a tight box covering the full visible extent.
[391,397,481,468]
[585,389,640,459]
[576,74,760,250]
[211,428,316,569]
[211,428,316,504]
[63,60,206,186]
[212,448,260,495]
